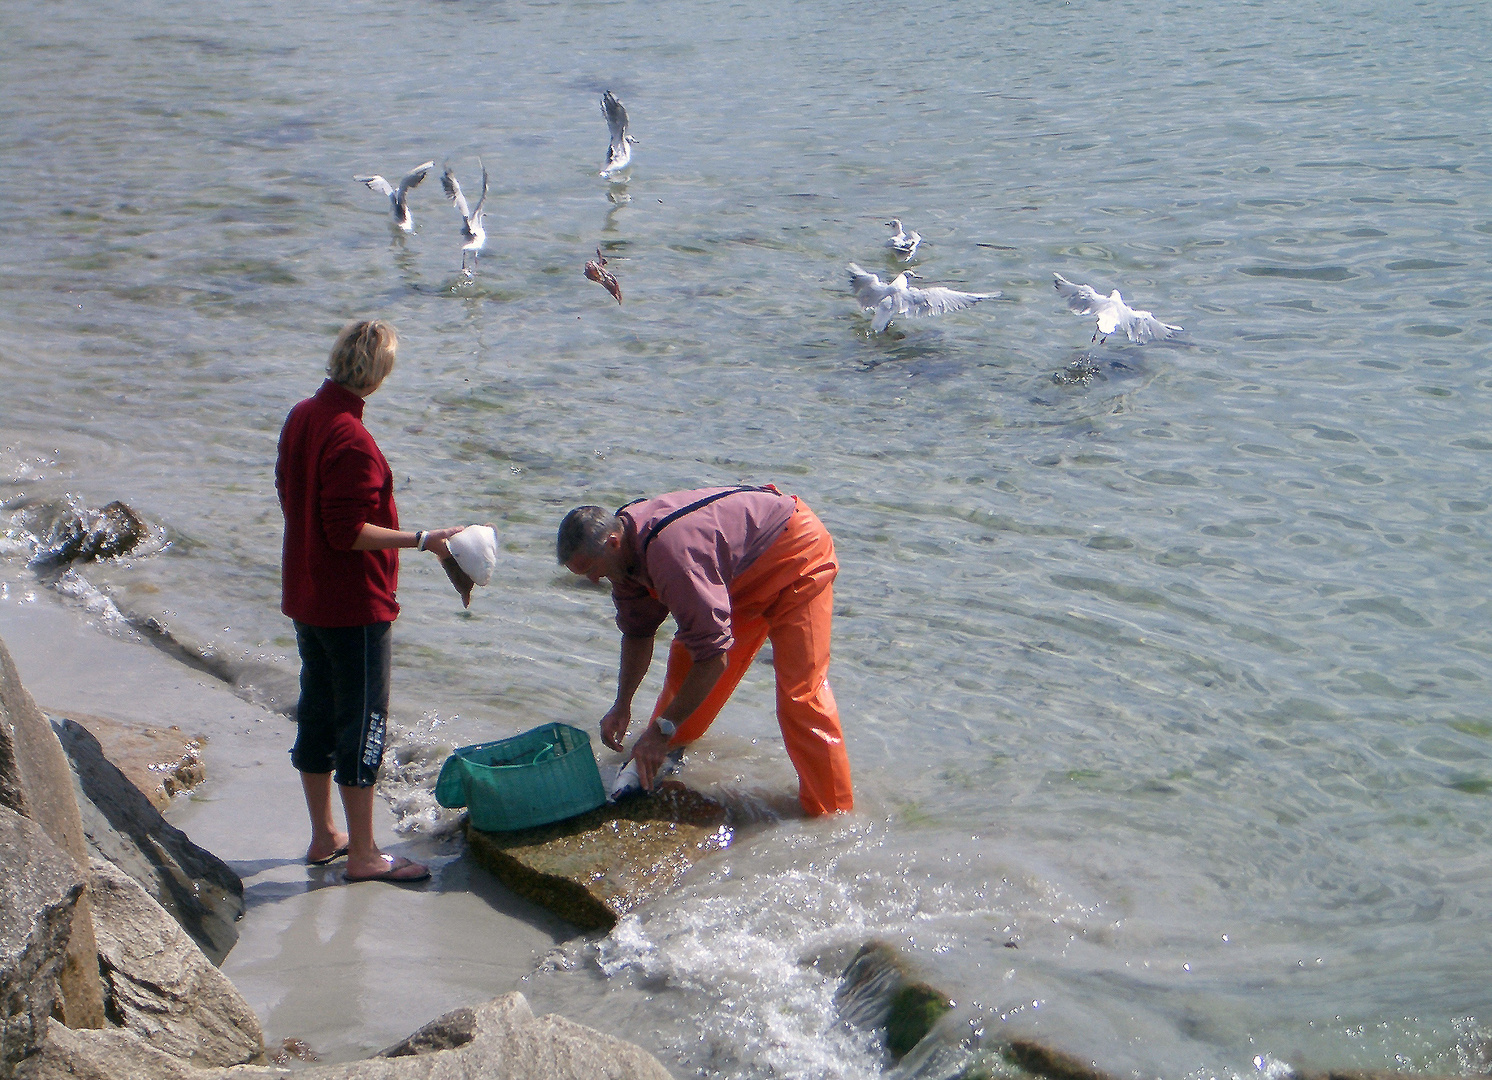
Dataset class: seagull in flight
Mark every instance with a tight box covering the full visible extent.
[442,159,489,275]
[599,90,637,178]
[1052,273,1181,344]
[847,263,999,333]
[885,219,921,260]
[354,161,435,232]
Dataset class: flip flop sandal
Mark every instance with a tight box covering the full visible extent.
[343,856,431,884]
[306,845,350,867]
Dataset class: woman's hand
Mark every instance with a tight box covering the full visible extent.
[419,525,467,560]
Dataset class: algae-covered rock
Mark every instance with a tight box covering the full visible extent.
[1005,1039,1121,1080]
[835,939,954,1062]
[464,784,731,931]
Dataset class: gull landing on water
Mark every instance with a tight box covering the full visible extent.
[848,263,999,333]
[354,161,435,232]
[599,90,637,178]
[1053,273,1182,344]
[442,159,488,276]
[885,219,921,261]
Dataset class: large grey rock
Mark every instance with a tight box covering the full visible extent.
[0,635,106,1031]
[0,806,88,1077]
[87,858,264,1067]
[19,992,673,1079]
[465,784,733,931]
[53,717,242,964]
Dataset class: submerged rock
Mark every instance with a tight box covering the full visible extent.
[464,784,732,931]
[834,940,954,1062]
[1003,1040,1122,1080]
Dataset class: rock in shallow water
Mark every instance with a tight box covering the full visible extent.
[464,784,732,931]
[835,940,954,1062]
[27,499,149,566]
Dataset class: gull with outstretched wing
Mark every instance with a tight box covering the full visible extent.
[600,91,637,178]
[1053,273,1181,344]
[848,263,998,333]
[354,161,435,232]
[442,159,489,276]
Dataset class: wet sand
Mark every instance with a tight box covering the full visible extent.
[0,585,576,1064]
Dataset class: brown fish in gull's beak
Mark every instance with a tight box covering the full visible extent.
[584,247,622,304]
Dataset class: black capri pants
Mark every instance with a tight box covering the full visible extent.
[290,621,392,788]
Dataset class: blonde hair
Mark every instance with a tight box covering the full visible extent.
[327,320,397,392]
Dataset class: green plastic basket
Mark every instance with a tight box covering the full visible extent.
[434,723,606,831]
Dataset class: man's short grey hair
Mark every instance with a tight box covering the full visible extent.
[557,506,621,564]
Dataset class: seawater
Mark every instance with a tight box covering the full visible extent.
[3,0,1491,1076]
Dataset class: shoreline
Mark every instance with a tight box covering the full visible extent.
[0,581,582,1065]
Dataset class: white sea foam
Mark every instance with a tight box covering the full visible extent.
[380,712,469,837]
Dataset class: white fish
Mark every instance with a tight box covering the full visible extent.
[847,263,999,333]
[885,218,921,260]
[608,747,685,801]
[446,525,498,588]
[353,161,435,232]
[1052,273,1182,344]
[442,159,489,275]
[599,90,637,178]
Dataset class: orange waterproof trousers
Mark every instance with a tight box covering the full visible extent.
[649,499,854,815]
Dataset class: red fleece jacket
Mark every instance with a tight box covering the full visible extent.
[276,379,399,626]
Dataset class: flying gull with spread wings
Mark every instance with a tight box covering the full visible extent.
[442,159,489,276]
[848,264,998,333]
[599,91,637,178]
[354,160,435,232]
[1052,273,1181,344]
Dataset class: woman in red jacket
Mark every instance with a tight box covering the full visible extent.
[276,319,463,884]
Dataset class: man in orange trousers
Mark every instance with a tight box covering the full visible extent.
[557,485,853,816]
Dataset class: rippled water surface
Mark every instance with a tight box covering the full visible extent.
[3,0,1492,1076]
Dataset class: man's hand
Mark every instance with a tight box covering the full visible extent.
[629,722,672,791]
[600,704,632,752]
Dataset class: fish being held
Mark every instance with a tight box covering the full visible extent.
[583,247,622,304]
[847,263,999,333]
[446,524,499,588]
[354,160,435,232]
[1052,273,1182,344]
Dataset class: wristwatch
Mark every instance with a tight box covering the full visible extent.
[655,717,677,739]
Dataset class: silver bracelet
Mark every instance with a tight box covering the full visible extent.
[415,530,427,551]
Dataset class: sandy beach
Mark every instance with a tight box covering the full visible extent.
[0,583,580,1065]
